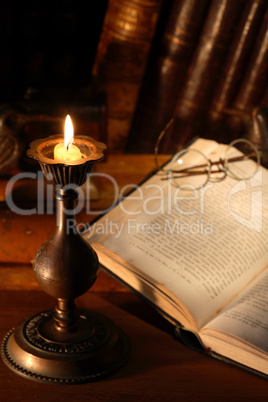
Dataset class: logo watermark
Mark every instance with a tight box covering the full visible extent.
[70,217,213,238]
[4,169,264,234]
[227,170,263,233]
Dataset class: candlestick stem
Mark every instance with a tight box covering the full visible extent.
[52,188,88,333]
[56,188,78,229]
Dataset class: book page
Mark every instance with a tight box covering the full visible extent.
[86,139,268,329]
[201,269,268,353]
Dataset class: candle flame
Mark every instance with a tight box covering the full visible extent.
[64,115,74,151]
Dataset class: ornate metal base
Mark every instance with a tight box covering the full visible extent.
[1,309,129,384]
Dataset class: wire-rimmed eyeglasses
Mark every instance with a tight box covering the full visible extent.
[154,119,261,190]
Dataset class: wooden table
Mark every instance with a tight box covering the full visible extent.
[0,155,267,401]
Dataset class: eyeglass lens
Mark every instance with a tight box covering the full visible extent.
[224,139,260,180]
[170,149,211,190]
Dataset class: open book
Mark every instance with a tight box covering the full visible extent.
[83,139,268,377]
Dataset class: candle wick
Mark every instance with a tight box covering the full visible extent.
[66,139,73,152]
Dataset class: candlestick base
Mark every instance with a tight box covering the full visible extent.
[1,308,129,384]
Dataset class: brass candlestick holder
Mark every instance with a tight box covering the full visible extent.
[1,135,129,384]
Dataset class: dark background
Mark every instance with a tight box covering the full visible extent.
[0,1,108,103]
[0,0,267,165]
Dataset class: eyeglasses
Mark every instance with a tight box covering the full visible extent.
[154,119,261,191]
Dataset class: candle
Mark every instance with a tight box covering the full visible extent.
[54,143,81,162]
[54,115,82,162]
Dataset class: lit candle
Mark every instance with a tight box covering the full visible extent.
[54,115,82,162]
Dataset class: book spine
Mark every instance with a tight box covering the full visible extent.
[126,0,210,153]
[226,6,268,136]
[92,0,162,152]
[208,0,267,125]
[166,0,246,150]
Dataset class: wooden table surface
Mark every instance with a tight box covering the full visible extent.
[0,155,267,401]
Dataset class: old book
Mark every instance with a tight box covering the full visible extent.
[84,138,268,377]
[127,0,210,153]
[226,6,268,136]
[92,0,162,152]
[208,0,267,139]
[164,0,246,151]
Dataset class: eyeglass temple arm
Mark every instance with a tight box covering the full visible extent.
[170,152,257,173]
[154,118,174,170]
